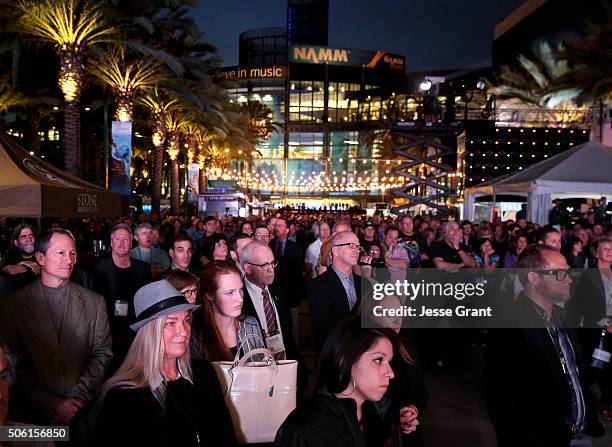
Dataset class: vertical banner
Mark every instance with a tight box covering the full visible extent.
[110,121,132,196]
[187,163,200,204]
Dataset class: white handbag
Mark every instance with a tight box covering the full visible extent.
[212,339,297,443]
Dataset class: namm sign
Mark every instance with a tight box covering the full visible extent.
[290,45,405,71]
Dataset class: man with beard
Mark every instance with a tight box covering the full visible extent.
[0,225,39,296]
[485,247,604,446]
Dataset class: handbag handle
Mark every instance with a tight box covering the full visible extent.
[229,348,279,397]
[232,331,265,365]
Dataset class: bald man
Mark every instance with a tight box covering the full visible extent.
[308,231,366,352]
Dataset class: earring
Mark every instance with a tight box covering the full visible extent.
[339,380,356,396]
[209,300,214,309]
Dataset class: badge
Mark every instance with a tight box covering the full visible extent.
[114,300,129,317]
[265,333,286,357]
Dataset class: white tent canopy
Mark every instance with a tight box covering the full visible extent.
[463,141,612,225]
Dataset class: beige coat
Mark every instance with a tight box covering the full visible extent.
[0,279,112,423]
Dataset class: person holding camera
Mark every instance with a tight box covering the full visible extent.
[359,242,390,283]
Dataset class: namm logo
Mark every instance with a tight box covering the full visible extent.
[293,47,349,64]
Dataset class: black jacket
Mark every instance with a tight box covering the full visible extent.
[270,238,305,307]
[92,256,151,369]
[241,283,308,392]
[274,393,368,447]
[308,268,365,353]
[92,256,152,324]
[484,295,604,447]
[566,269,608,329]
[94,359,236,446]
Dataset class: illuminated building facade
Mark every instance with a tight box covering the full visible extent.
[214,0,407,207]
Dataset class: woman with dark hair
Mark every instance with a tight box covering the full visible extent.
[238,221,254,237]
[274,317,399,447]
[473,238,500,270]
[191,261,264,361]
[565,236,585,268]
[502,233,528,268]
[361,295,429,447]
[165,270,199,304]
[200,233,229,266]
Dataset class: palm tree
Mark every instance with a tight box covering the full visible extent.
[139,88,178,215]
[239,100,280,141]
[554,7,612,143]
[89,46,162,122]
[490,42,579,108]
[16,0,114,175]
[165,110,193,214]
[0,75,31,114]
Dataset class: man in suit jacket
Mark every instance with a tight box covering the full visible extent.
[240,241,308,392]
[92,224,151,370]
[308,231,365,353]
[485,247,604,447]
[0,230,112,435]
[269,218,305,309]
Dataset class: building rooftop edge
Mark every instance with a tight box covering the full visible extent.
[494,0,547,40]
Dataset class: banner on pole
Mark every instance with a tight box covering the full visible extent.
[110,121,132,197]
[187,163,200,204]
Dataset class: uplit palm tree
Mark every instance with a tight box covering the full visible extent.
[16,0,114,175]
[89,47,162,122]
[554,7,612,143]
[139,88,178,215]
[165,110,193,214]
[490,42,579,108]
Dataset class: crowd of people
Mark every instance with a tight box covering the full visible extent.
[0,206,610,446]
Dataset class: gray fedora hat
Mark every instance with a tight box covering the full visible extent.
[130,279,200,332]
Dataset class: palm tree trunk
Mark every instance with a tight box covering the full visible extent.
[152,143,163,216]
[170,158,180,214]
[64,101,81,176]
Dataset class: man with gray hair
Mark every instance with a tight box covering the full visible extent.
[308,230,366,353]
[431,221,476,269]
[130,223,170,277]
[0,230,112,441]
[93,224,151,371]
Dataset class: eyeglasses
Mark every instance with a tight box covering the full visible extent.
[18,233,35,241]
[182,287,198,298]
[246,261,278,270]
[254,233,270,239]
[538,269,570,281]
[334,242,362,251]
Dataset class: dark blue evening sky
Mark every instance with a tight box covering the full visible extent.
[192,0,524,71]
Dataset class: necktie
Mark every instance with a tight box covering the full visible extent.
[275,240,283,259]
[261,288,279,335]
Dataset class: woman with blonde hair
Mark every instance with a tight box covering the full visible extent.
[191,261,265,361]
[94,280,235,446]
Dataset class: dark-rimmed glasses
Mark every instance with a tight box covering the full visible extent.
[334,242,363,252]
[246,261,278,270]
[538,269,570,281]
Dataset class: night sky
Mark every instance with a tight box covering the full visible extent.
[191,0,525,72]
